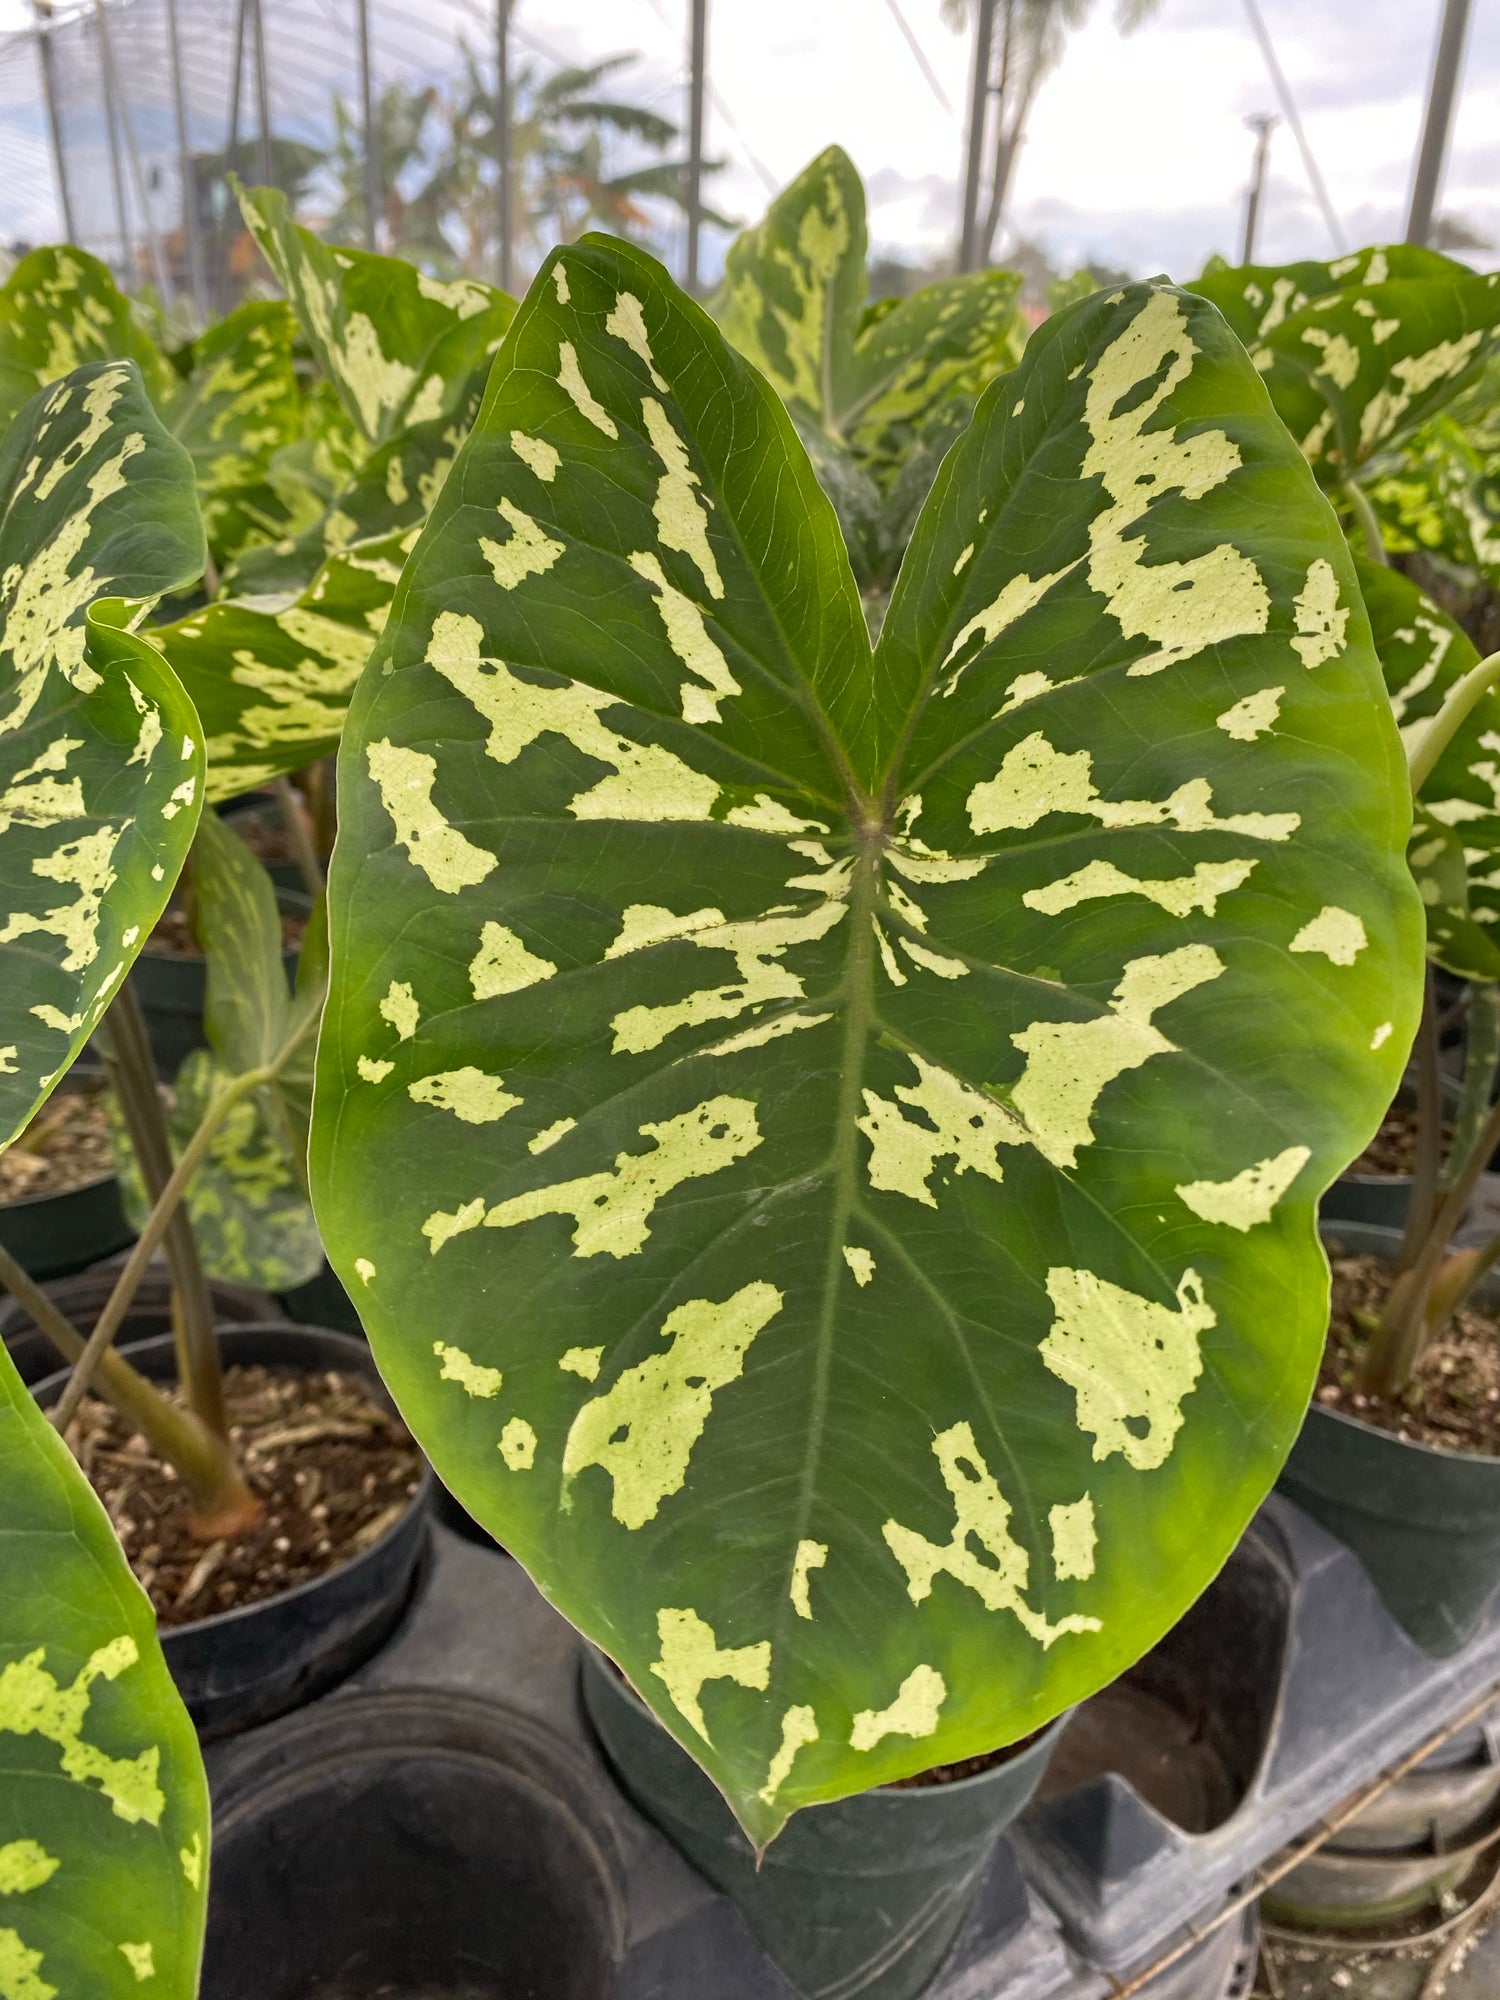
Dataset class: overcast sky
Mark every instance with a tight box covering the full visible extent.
[0,0,1492,282]
[515,0,1500,279]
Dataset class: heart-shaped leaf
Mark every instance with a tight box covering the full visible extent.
[1194,251,1500,479]
[716,145,1022,470]
[0,248,168,433]
[238,184,514,451]
[311,240,1421,1843]
[0,361,206,1151]
[0,1339,208,1999]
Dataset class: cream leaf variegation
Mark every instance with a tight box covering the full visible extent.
[311,241,1422,1844]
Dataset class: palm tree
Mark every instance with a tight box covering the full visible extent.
[946,0,1161,267]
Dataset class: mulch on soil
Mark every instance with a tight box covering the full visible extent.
[63,1364,423,1625]
[1318,1253,1500,1456]
[0,1089,114,1202]
[1347,1104,1451,1181]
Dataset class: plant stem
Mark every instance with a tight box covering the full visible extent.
[103,980,225,1434]
[1362,1089,1500,1395]
[51,1047,298,1434]
[0,1240,254,1526]
[1449,982,1500,1191]
[1395,969,1443,1277]
[1408,649,1500,796]
[1344,479,1388,565]
[273,775,325,896]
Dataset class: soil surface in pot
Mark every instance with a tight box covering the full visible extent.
[1346,1104,1451,1180]
[148,905,307,957]
[885,1727,1046,1788]
[61,1364,422,1624]
[0,1089,114,1202]
[1318,1253,1500,1455]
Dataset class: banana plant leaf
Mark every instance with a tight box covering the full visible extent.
[1357,556,1500,979]
[715,145,1024,472]
[311,238,1422,1844]
[1193,251,1500,481]
[0,361,206,1152]
[0,247,167,434]
[237,183,514,452]
[0,1339,209,1999]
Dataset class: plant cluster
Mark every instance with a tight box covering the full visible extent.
[0,143,1498,1995]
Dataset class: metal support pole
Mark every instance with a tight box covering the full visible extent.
[958,0,996,273]
[1241,0,1343,254]
[96,0,174,301]
[1406,0,1474,246]
[684,0,707,295]
[96,9,132,280]
[1241,114,1276,265]
[495,0,511,290]
[31,2,77,242]
[356,0,379,251]
[219,0,248,310]
[165,0,205,314]
[250,0,273,188]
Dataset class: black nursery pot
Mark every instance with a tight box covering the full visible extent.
[202,1690,626,2000]
[32,1322,433,1737]
[134,887,309,1076]
[581,1644,1065,2000]
[1276,1221,1500,1656]
[0,1075,133,1281]
[0,1258,276,1386]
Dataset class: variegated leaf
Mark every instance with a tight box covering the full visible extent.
[311,242,1421,1842]
[1358,557,1500,978]
[0,247,167,434]
[157,524,407,800]
[716,145,1023,471]
[238,184,514,451]
[0,362,206,1151]
[1194,250,1500,479]
[0,1337,209,2000]
[161,300,302,512]
[1191,245,1467,349]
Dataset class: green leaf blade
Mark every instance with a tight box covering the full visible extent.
[0,1341,208,2000]
[312,251,1422,1844]
[0,361,207,1150]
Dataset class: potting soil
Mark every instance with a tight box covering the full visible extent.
[1319,1254,1500,1456]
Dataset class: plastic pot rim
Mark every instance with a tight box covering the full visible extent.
[30,1320,435,1647]
[1316,1222,1500,1470]
[0,1167,119,1218]
[582,1641,1070,1808]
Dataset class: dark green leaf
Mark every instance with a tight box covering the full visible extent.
[0,1338,208,1998]
[0,362,207,1151]
[311,242,1421,1842]
[194,805,290,1072]
[161,301,302,510]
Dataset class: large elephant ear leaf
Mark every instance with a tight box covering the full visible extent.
[844,267,1023,465]
[1357,555,1500,977]
[0,1340,208,1999]
[0,247,168,432]
[311,244,1421,1845]
[0,362,206,1151]
[714,144,867,433]
[237,184,514,449]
